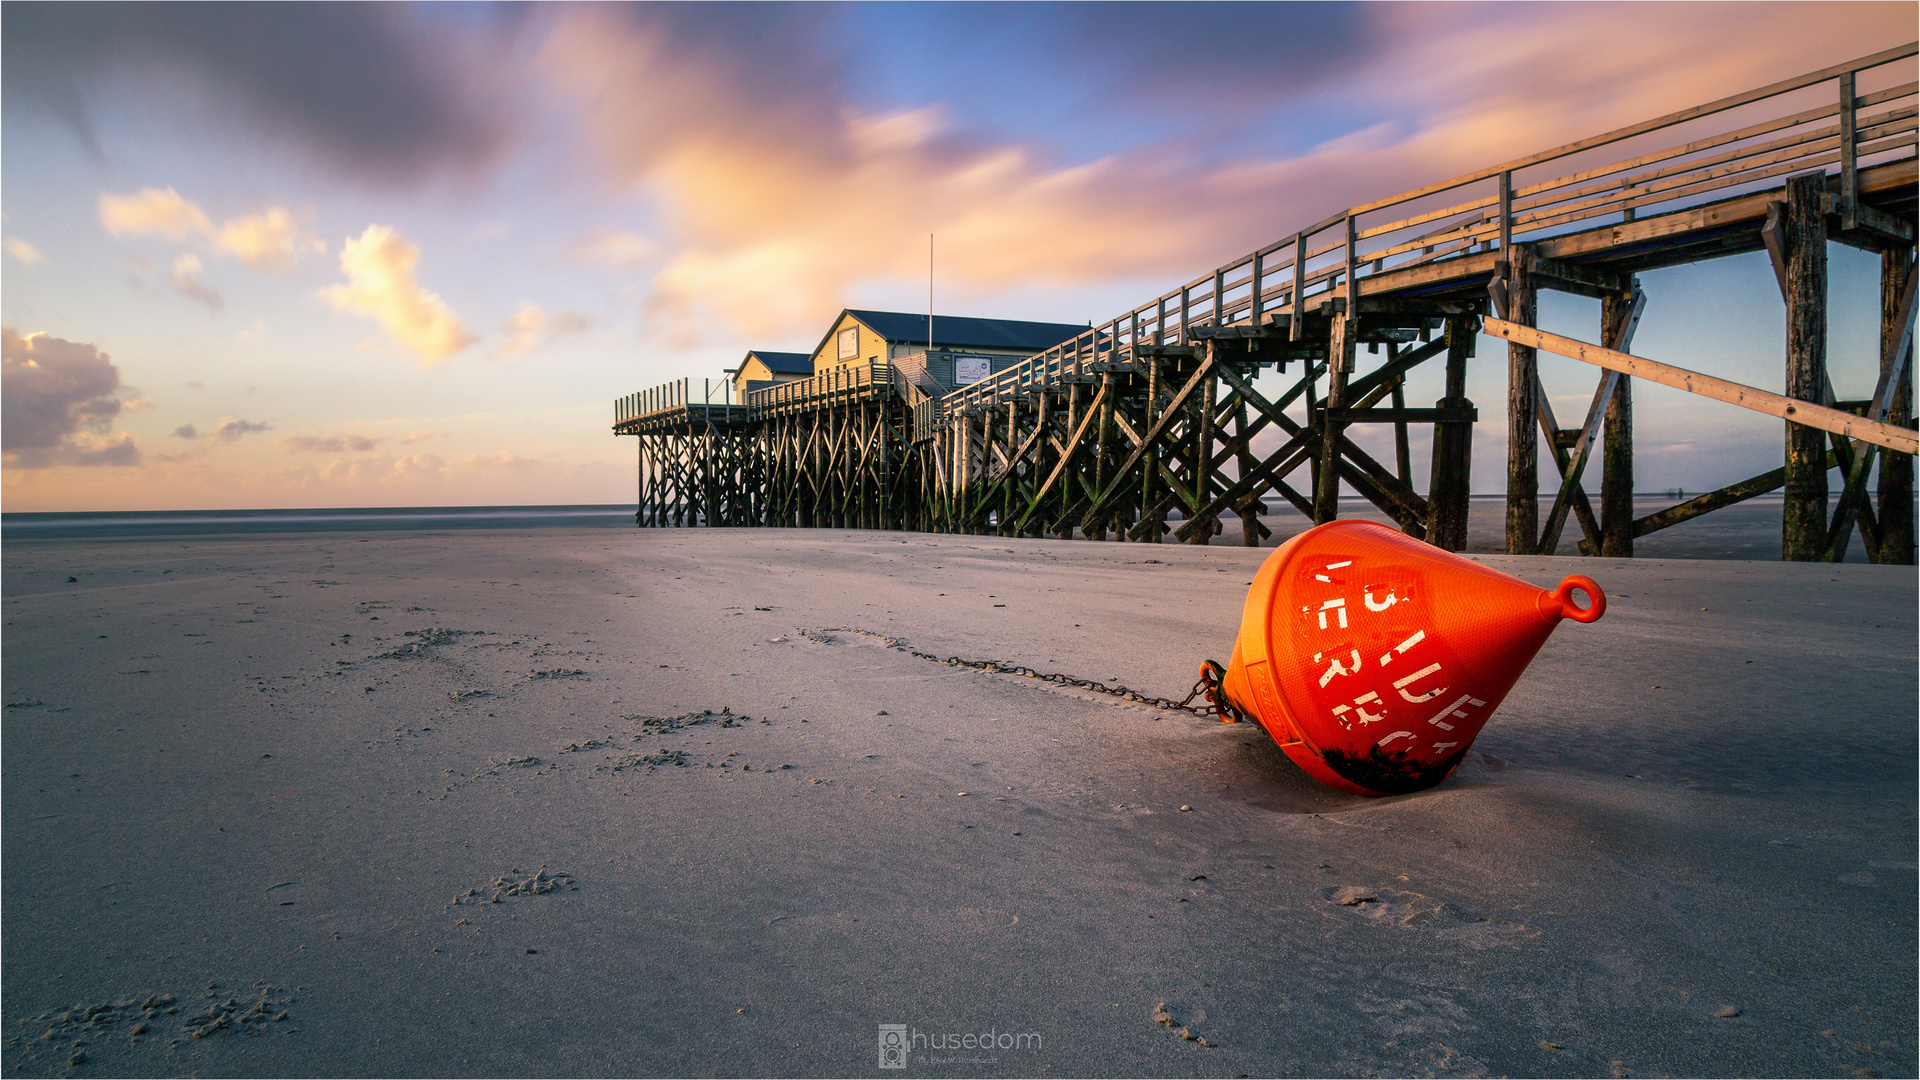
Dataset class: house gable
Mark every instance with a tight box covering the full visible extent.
[808,308,1089,372]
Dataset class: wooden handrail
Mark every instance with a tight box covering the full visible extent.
[1482,318,1918,455]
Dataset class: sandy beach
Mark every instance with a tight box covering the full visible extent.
[3,527,1914,1077]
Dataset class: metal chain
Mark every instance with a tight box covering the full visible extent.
[801,627,1236,721]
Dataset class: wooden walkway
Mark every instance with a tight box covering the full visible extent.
[617,45,1918,562]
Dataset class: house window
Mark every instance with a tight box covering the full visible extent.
[836,327,858,361]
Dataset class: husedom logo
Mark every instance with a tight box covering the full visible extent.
[879,1023,1042,1068]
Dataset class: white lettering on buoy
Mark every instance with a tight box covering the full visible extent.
[1392,662,1446,702]
[1316,649,1363,687]
[1317,598,1348,629]
[1364,587,1400,612]
[1379,629,1425,665]
[1330,691,1386,730]
[1377,730,1415,747]
[1425,693,1486,731]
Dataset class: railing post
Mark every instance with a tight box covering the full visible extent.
[1840,70,1858,231]
[1290,234,1306,341]
[1250,251,1263,327]
[1343,213,1358,351]
[1498,170,1513,256]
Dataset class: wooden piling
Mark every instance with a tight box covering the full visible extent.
[1505,246,1539,554]
[1880,245,1917,564]
[1426,315,1474,551]
[1600,289,1637,557]
[1315,319,1354,524]
[1782,173,1830,561]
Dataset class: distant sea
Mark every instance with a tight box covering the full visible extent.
[1,505,634,540]
[0,494,1900,563]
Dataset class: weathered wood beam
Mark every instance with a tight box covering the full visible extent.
[1532,254,1631,298]
[1541,287,1646,555]
[1343,336,1450,401]
[1506,247,1540,554]
[1079,354,1218,529]
[1630,452,1837,539]
[1168,363,1324,540]
[1783,173,1832,560]
[1425,315,1475,551]
[1826,264,1917,561]
[1480,319,1919,455]
[1879,246,1918,564]
[1015,380,1111,532]
[1323,407,1480,424]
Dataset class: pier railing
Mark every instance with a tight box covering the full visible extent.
[745,360,897,419]
[614,378,740,429]
[936,43,1917,420]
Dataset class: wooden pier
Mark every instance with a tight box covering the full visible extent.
[616,45,1918,563]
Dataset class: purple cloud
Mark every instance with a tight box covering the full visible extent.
[2,326,142,467]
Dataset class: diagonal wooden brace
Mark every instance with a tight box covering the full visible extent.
[1541,288,1646,554]
[1016,380,1112,532]
[1077,354,1217,528]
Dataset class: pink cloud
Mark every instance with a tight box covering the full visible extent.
[537,3,1909,346]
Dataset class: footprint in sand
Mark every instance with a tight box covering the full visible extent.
[450,866,576,907]
[1149,1001,1215,1047]
[1323,885,1535,948]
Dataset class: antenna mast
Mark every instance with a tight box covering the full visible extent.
[927,233,934,352]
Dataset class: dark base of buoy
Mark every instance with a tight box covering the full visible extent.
[1321,745,1470,796]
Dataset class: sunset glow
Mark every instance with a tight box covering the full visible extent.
[2,2,1911,511]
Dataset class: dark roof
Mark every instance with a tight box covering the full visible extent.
[844,309,1087,353]
[744,350,813,375]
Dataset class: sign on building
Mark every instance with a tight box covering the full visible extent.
[953,354,993,385]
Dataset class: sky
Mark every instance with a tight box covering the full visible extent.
[1,1,1913,512]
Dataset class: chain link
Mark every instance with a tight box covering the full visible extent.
[801,627,1238,721]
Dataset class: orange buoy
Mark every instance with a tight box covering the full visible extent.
[1203,520,1604,796]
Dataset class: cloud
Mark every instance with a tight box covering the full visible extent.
[209,416,271,443]
[567,229,657,266]
[492,303,596,359]
[278,433,381,453]
[2,4,516,185]
[212,207,324,272]
[99,187,322,271]
[461,451,538,470]
[170,253,222,311]
[172,424,198,439]
[1,326,142,467]
[541,9,1223,342]
[537,3,1909,346]
[320,225,476,365]
[99,186,211,241]
[6,237,44,264]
